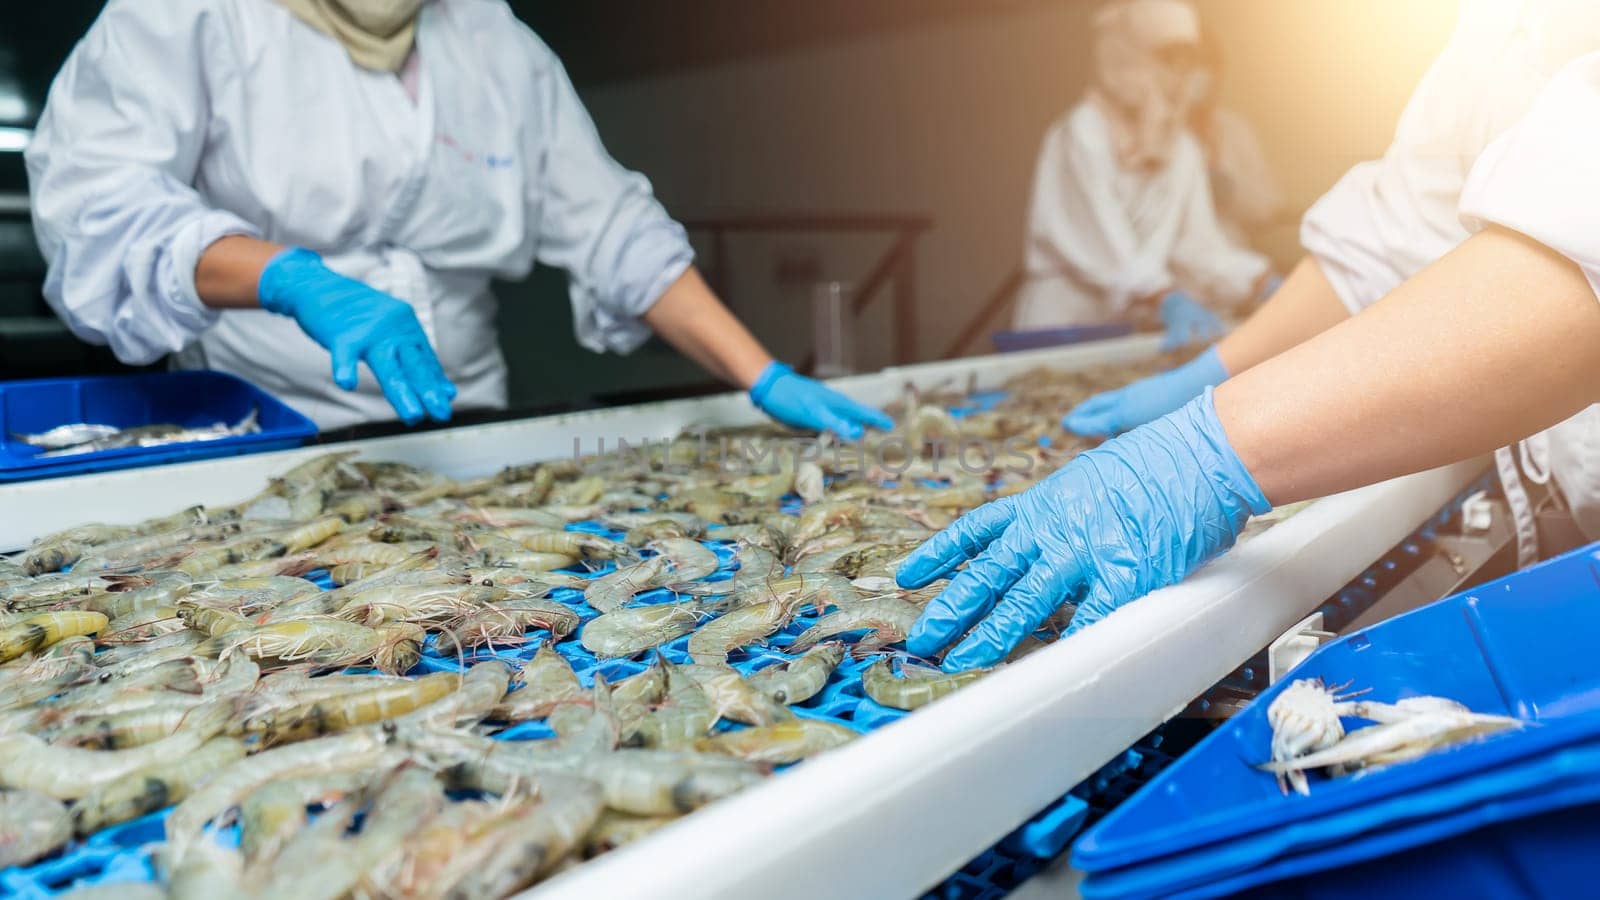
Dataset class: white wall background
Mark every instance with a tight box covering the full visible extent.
[569,0,1461,366]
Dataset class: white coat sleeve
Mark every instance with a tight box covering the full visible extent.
[520,31,694,355]
[23,0,261,365]
[1166,138,1271,310]
[1459,52,1600,303]
[1023,111,1173,313]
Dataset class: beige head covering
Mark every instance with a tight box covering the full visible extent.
[1089,0,1203,170]
[275,0,428,72]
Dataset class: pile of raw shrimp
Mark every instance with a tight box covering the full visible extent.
[0,355,1216,897]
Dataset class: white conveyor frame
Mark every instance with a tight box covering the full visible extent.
[0,336,1486,899]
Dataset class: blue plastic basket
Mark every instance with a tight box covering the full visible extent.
[991,324,1134,353]
[0,370,317,481]
[1073,543,1600,899]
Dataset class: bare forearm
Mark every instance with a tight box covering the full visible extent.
[1216,255,1351,374]
[1218,227,1600,505]
[194,235,284,309]
[642,266,774,389]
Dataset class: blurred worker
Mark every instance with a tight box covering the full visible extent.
[902,0,1600,671]
[1190,35,1286,252]
[26,0,890,438]
[1014,0,1275,351]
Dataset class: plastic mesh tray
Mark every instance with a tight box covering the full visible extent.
[0,514,1109,897]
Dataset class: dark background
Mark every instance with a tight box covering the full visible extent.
[0,1,1459,420]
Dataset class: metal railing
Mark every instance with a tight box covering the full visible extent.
[942,264,1025,359]
[681,213,933,369]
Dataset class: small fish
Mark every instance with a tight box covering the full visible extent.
[34,410,261,458]
[11,423,121,449]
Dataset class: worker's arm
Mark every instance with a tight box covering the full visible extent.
[643,266,893,439]
[1064,255,1349,435]
[194,236,283,308]
[901,226,1600,667]
[1222,226,1600,503]
[640,267,772,388]
[1214,255,1351,374]
[194,234,457,425]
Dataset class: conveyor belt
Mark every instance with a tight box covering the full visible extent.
[0,337,1487,898]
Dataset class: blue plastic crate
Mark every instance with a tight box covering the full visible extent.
[991,324,1134,353]
[0,370,317,481]
[1073,543,1600,899]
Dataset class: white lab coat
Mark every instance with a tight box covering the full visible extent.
[1198,107,1285,250]
[1300,0,1600,563]
[1013,101,1269,330]
[26,0,693,430]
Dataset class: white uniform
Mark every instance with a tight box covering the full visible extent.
[26,0,693,430]
[1199,107,1285,249]
[1013,102,1270,330]
[1299,0,1600,563]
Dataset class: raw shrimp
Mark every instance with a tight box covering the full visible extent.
[580,600,720,658]
[236,771,373,866]
[747,643,846,705]
[240,671,462,745]
[583,556,673,613]
[0,611,108,663]
[0,789,72,868]
[584,810,680,855]
[697,718,857,764]
[653,537,721,584]
[422,776,602,897]
[70,737,247,834]
[449,506,566,530]
[861,658,989,711]
[634,660,717,749]
[432,595,582,654]
[86,573,194,619]
[502,527,637,562]
[787,597,922,655]
[687,595,811,667]
[678,664,793,725]
[0,700,232,799]
[392,660,512,732]
[334,583,507,627]
[415,731,765,817]
[252,767,443,900]
[673,540,779,597]
[162,729,402,864]
[215,617,423,674]
[493,645,585,721]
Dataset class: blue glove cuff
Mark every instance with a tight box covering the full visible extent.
[1182,387,1273,520]
[1189,345,1231,384]
[748,361,792,407]
[257,247,326,316]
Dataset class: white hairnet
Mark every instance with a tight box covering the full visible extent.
[1090,0,1203,170]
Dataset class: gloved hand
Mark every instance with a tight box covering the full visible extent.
[1063,345,1228,436]
[897,388,1270,670]
[258,248,456,426]
[1160,291,1226,351]
[749,361,893,440]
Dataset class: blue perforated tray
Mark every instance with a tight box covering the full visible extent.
[0,370,316,482]
[1073,542,1600,900]
[1,511,1129,897]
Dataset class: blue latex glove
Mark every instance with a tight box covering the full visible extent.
[1160,291,1226,351]
[749,361,893,440]
[258,248,456,426]
[898,388,1270,670]
[1062,345,1228,437]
